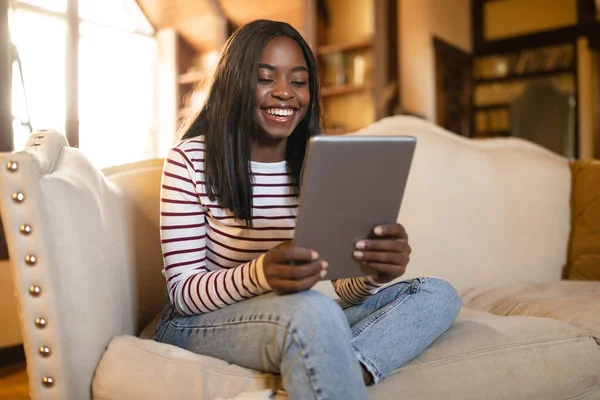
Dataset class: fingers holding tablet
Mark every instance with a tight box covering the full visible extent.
[263,245,328,295]
[372,224,408,240]
[353,223,412,284]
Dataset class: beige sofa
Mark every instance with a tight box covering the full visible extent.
[0,116,598,400]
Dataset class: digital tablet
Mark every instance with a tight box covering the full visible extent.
[293,135,416,280]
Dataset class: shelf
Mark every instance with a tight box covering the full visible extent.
[474,104,510,111]
[317,37,373,56]
[178,70,206,85]
[474,67,574,85]
[321,83,372,97]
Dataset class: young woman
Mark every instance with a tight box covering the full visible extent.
[155,19,461,400]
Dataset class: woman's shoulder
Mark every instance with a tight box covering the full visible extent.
[169,135,206,170]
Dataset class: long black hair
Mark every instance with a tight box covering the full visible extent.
[181,19,321,226]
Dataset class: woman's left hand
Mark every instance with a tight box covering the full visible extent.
[353,223,411,284]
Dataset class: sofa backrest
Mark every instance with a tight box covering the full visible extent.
[0,130,165,400]
[353,116,572,293]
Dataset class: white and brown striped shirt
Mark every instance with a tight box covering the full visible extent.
[160,137,383,316]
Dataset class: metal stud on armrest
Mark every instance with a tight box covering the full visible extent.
[29,285,41,296]
[39,346,51,357]
[12,192,25,203]
[42,376,54,387]
[6,161,18,172]
[20,224,32,235]
[25,254,37,266]
[35,317,47,328]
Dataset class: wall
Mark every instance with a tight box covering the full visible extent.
[484,0,577,40]
[399,0,472,122]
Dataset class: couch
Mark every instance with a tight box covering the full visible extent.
[0,116,598,400]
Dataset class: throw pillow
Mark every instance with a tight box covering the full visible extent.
[567,159,600,280]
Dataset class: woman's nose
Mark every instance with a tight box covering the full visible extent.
[271,80,293,100]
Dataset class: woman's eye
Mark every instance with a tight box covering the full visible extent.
[258,78,273,84]
[291,81,307,87]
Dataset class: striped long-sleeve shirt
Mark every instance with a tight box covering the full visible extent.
[160,137,383,316]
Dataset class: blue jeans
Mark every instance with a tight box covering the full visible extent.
[154,277,461,400]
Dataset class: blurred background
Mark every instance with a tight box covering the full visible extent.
[0,0,599,169]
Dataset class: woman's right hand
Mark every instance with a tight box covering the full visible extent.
[263,242,328,295]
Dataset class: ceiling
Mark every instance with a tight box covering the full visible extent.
[136,0,305,52]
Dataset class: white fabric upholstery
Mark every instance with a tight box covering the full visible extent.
[352,117,572,293]
[0,131,165,399]
[1,117,597,400]
[462,280,600,343]
[93,308,600,400]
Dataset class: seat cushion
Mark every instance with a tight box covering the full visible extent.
[461,280,600,343]
[92,308,600,400]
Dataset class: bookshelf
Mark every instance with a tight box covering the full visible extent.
[310,0,398,135]
[472,42,577,139]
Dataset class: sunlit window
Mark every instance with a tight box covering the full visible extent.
[79,22,156,167]
[9,9,67,137]
[79,0,153,34]
[11,51,32,150]
[9,0,157,168]
[18,0,66,13]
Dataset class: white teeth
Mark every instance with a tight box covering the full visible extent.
[266,108,294,117]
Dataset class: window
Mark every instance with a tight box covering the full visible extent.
[10,9,67,137]
[19,0,67,13]
[9,0,157,168]
[78,22,156,167]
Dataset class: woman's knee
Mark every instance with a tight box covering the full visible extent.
[422,277,462,321]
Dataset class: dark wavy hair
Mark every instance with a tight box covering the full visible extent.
[181,19,321,226]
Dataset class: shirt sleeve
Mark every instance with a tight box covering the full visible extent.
[331,276,384,305]
[160,147,272,316]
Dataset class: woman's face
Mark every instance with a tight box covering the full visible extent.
[255,36,310,140]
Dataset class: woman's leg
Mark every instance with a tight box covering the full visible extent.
[154,290,368,400]
[341,277,461,385]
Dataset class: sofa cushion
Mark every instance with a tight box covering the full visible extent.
[92,308,600,400]
[461,281,600,343]
[568,159,600,281]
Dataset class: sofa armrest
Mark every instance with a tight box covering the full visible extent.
[0,130,165,400]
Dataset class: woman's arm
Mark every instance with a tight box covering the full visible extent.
[331,277,383,305]
[160,147,271,316]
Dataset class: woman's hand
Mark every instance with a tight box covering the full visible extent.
[353,224,411,284]
[263,241,328,295]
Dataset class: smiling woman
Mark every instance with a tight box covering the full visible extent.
[181,20,321,225]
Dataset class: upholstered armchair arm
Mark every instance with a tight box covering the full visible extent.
[0,130,165,400]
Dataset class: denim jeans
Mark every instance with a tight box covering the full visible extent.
[154,277,461,400]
